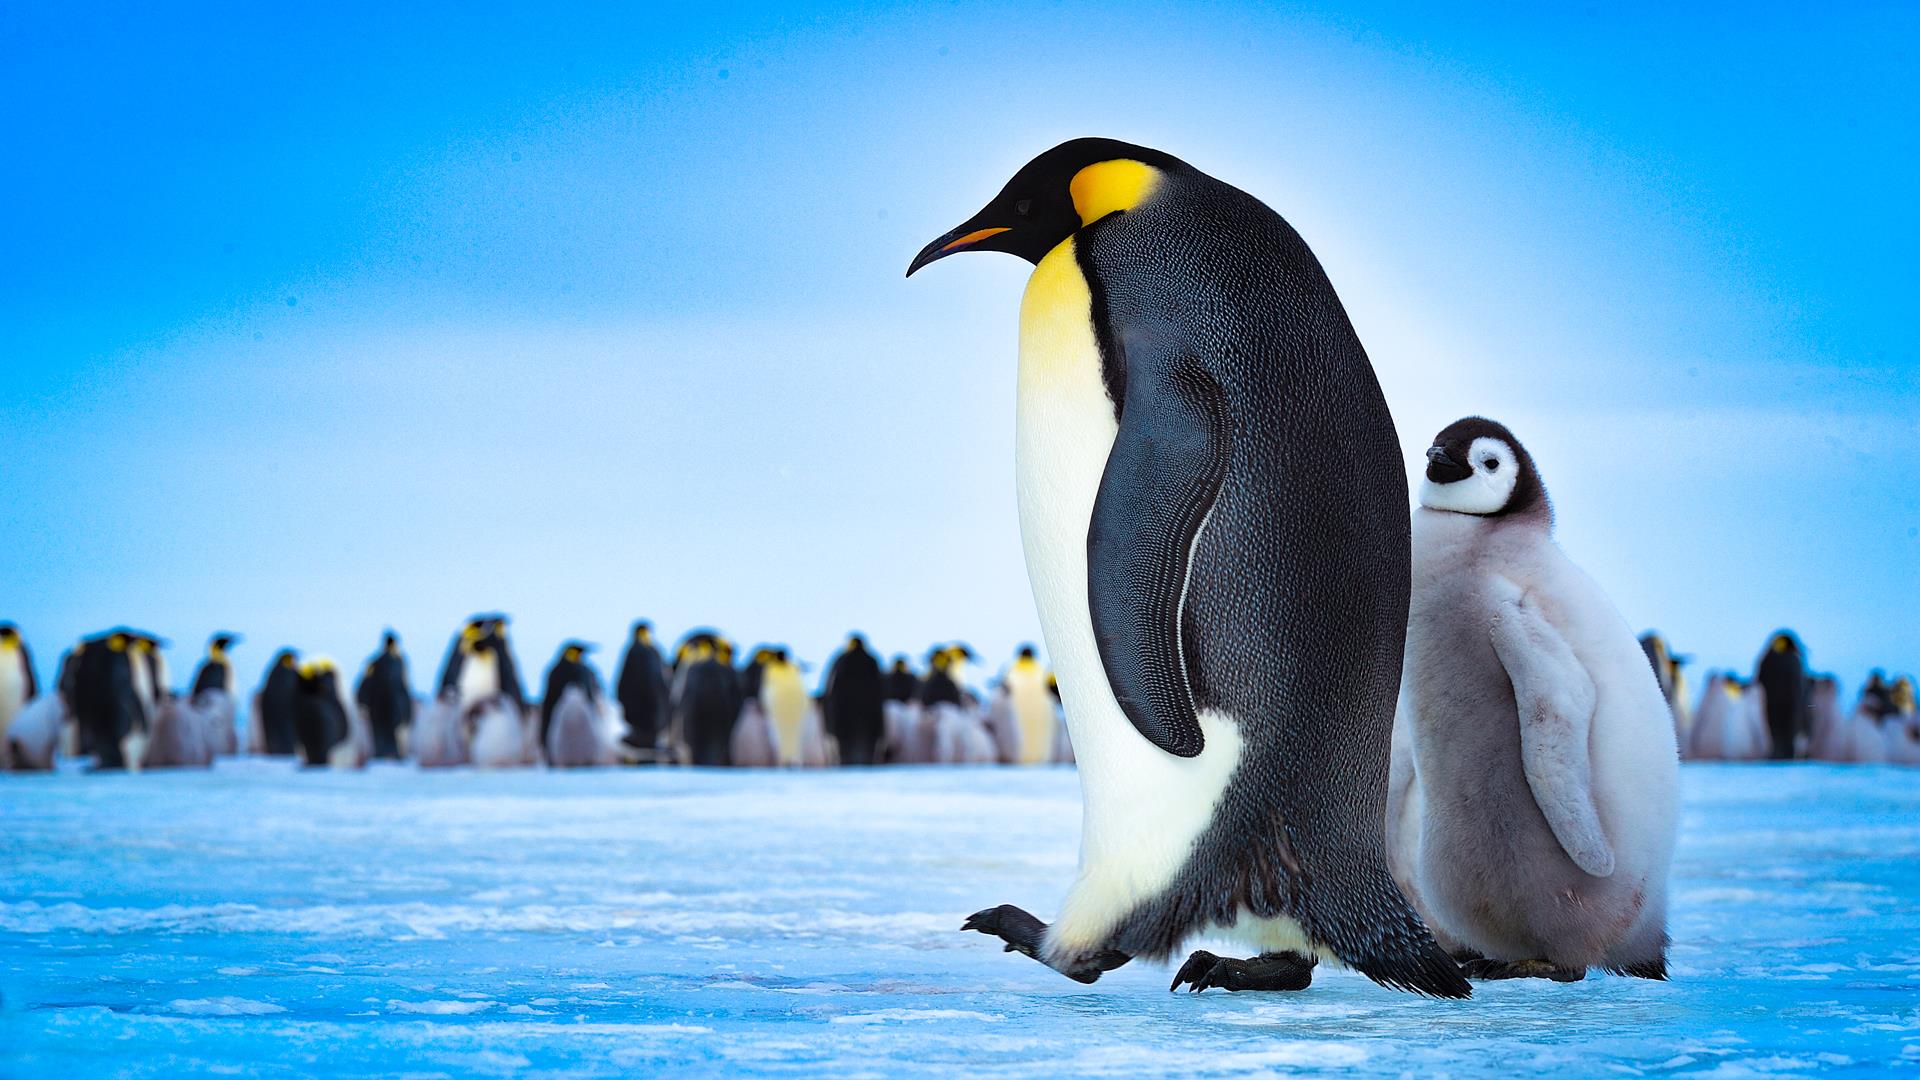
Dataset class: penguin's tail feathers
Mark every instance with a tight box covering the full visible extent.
[1353,935,1472,999]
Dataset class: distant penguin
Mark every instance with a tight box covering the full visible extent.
[540,641,602,752]
[438,618,484,695]
[478,615,527,708]
[0,623,40,763]
[739,646,773,705]
[822,634,885,766]
[1638,632,1693,744]
[883,656,919,703]
[1860,671,1896,722]
[729,698,779,768]
[615,621,670,762]
[1755,632,1808,760]
[127,634,158,732]
[355,631,413,760]
[142,695,212,769]
[294,659,361,768]
[412,689,471,768]
[1805,675,1847,761]
[193,688,238,757]
[1003,645,1056,765]
[1885,678,1920,765]
[293,659,345,766]
[7,692,63,770]
[254,650,302,755]
[1689,674,1770,761]
[73,631,145,770]
[760,649,811,766]
[469,693,529,768]
[1395,417,1678,981]
[455,633,504,711]
[545,684,615,767]
[917,646,966,708]
[674,636,742,766]
[190,633,241,698]
[913,139,1465,995]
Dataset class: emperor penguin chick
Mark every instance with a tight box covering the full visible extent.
[1396,417,1679,982]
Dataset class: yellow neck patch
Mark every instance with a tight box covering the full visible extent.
[1069,159,1161,226]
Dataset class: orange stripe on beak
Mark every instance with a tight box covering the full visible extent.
[941,226,1010,252]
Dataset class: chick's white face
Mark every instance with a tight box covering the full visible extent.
[1420,436,1519,515]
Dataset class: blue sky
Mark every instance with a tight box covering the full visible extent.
[3,1,1914,695]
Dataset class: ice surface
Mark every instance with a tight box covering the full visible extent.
[2,762,1916,1076]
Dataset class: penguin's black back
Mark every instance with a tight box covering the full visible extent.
[294,672,345,766]
[680,659,741,766]
[1075,165,1460,994]
[191,658,229,697]
[260,663,301,756]
[823,646,885,765]
[356,653,412,759]
[74,643,141,766]
[615,640,668,748]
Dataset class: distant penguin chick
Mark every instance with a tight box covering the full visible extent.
[546,684,615,767]
[1396,417,1679,982]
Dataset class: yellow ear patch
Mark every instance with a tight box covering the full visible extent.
[1069,159,1161,226]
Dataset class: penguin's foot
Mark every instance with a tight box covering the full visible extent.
[961,904,1130,984]
[1170,950,1317,993]
[1461,958,1585,983]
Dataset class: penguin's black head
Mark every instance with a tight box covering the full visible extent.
[846,633,868,652]
[906,138,1186,276]
[0,623,18,644]
[1418,417,1549,522]
[1017,644,1037,660]
[210,632,240,653]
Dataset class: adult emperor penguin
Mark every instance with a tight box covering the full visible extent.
[255,650,302,755]
[615,621,670,761]
[1754,631,1808,760]
[822,633,885,766]
[190,633,242,697]
[355,631,413,759]
[74,630,145,769]
[910,138,1467,996]
[0,623,39,761]
[758,647,812,766]
[1394,417,1679,981]
[539,641,601,751]
[1002,645,1058,765]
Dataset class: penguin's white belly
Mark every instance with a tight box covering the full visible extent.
[1014,239,1243,955]
[457,653,500,708]
[0,653,26,731]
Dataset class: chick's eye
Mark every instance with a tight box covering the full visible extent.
[1014,198,1032,217]
[1484,458,1500,471]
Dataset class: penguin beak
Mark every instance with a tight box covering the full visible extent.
[906,222,1012,277]
[1425,445,1473,484]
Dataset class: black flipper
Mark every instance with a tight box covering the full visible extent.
[1086,353,1233,759]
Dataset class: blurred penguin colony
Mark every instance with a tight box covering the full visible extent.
[1638,630,1918,764]
[0,618,1074,773]
[0,619,1909,774]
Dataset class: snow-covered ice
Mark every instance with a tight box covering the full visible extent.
[2,762,1916,1076]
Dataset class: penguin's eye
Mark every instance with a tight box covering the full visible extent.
[1483,458,1500,471]
[1014,198,1032,217]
